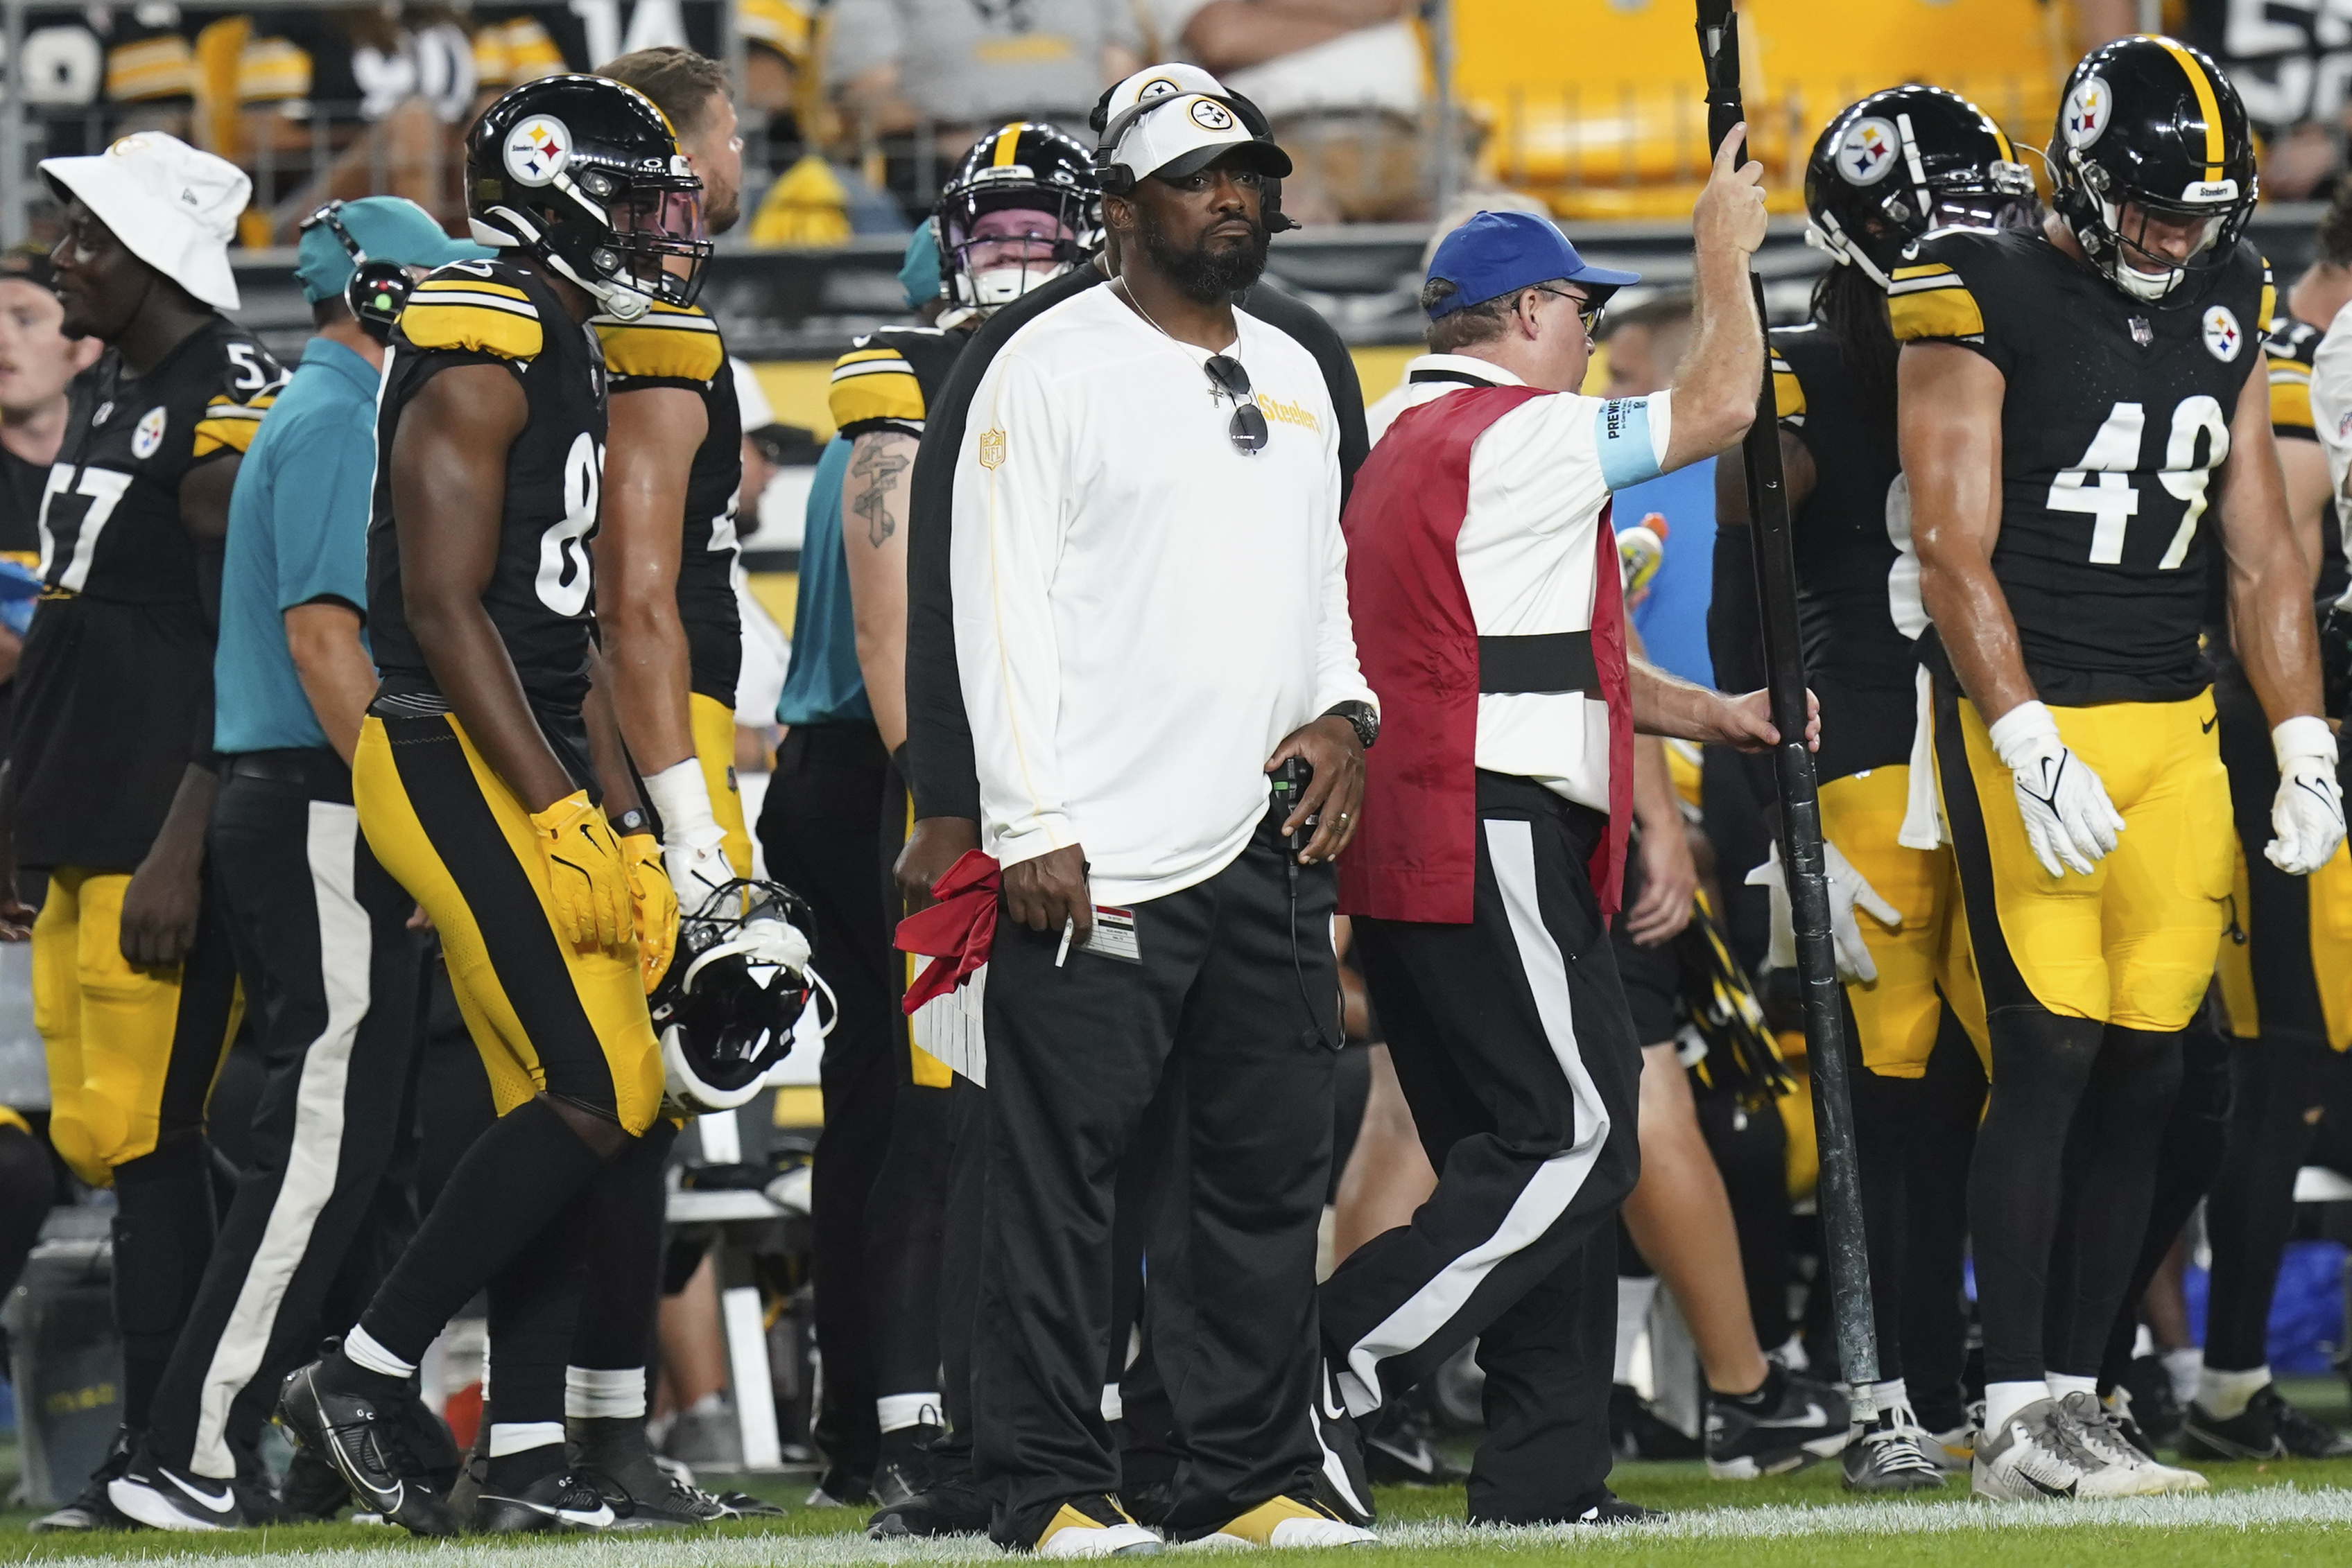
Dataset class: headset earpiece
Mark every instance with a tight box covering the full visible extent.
[302,200,411,341]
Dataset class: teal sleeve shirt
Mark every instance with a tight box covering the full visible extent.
[775,436,876,727]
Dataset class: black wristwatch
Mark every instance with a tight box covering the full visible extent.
[1324,699,1379,751]
[612,807,652,837]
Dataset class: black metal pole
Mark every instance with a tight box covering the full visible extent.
[1694,0,1880,1413]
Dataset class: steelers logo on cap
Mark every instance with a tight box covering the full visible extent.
[504,116,572,186]
[1188,98,1236,132]
[1139,77,1182,101]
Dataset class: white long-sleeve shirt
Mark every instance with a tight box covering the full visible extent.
[951,285,1375,905]
[2306,302,2352,613]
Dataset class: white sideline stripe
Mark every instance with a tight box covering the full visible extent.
[1337,817,1611,1416]
[86,1486,2352,1567]
[190,803,374,1478]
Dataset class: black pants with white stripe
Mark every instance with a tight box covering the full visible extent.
[974,814,1335,1546]
[147,757,426,1480]
[1321,774,1642,1524]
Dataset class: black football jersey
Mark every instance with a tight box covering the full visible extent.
[2265,312,2346,609]
[829,324,965,443]
[368,259,607,717]
[594,302,743,706]
[1771,324,1917,782]
[1892,226,2274,702]
[14,317,282,870]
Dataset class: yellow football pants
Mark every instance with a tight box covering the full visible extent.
[33,866,241,1187]
[1936,687,2230,1031]
[1819,765,1990,1076]
[354,712,664,1135]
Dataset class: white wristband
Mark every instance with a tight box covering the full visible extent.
[2274,714,2338,769]
[643,758,719,844]
[1986,699,2061,771]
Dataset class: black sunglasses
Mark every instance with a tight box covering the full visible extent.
[1204,354,1270,455]
[1530,284,1605,338]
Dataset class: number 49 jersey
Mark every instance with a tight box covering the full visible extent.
[1892,225,2273,703]
[367,259,607,717]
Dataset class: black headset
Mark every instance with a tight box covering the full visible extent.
[300,201,416,340]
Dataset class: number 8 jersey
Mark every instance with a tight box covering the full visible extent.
[366,259,607,716]
[1891,224,2273,704]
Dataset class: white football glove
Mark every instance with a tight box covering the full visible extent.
[1745,838,1901,983]
[644,757,738,917]
[1988,700,2125,878]
[2267,715,2346,877]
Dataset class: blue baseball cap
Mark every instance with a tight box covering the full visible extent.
[899,223,943,309]
[1424,210,1640,319]
[295,197,491,305]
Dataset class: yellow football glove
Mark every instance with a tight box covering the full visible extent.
[622,832,679,991]
[530,790,630,950]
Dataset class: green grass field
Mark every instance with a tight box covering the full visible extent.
[6,1382,2351,1565]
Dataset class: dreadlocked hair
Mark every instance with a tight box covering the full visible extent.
[2317,177,2352,272]
[1811,259,1898,394]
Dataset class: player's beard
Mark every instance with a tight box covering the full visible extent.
[1136,202,1269,304]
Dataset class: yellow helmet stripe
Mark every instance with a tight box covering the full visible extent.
[1991,122,2016,166]
[991,123,1023,167]
[2150,34,2224,181]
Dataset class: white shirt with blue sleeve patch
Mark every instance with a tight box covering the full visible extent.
[1378,352,1676,815]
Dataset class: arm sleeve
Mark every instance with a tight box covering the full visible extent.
[906,350,985,822]
[272,420,374,617]
[1312,414,1375,717]
[952,354,1073,868]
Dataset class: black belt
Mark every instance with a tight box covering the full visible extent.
[225,748,352,801]
[1478,631,1598,695]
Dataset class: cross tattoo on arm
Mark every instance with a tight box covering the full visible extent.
[849,440,913,548]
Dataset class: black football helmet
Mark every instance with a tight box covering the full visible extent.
[933,122,1100,322]
[2048,35,2257,303]
[465,73,712,320]
[1804,85,2037,289]
[652,880,829,1115]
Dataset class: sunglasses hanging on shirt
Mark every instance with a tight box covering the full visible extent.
[1204,355,1269,455]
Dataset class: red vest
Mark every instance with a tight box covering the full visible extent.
[1337,383,1632,925]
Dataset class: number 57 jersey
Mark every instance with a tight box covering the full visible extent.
[1890,225,2272,704]
[366,259,607,717]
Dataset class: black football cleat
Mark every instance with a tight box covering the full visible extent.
[471,1470,618,1533]
[107,1447,247,1531]
[1705,1365,1851,1479]
[276,1357,458,1537]
[28,1427,142,1533]
[867,1479,994,1539]
[1310,1356,1376,1526]
[1363,1399,1467,1486]
[570,1416,732,1528]
[2181,1384,2352,1460]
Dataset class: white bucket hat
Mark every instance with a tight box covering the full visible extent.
[40,132,248,311]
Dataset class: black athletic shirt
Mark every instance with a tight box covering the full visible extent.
[14,316,282,870]
[1892,225,2273,704]
[368,259,607,718]
[595,302,743,707]
[902,268,1371,822]
[2264,312,2346,610]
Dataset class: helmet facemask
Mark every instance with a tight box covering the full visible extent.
[476,160,711,321]
[939,185,1092,323]
[2066,168,2240,302]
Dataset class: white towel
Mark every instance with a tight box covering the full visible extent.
[1899,664,1945,851]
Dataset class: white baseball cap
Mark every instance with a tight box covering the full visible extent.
[1102,92,1292,191]
[1100,62,1226,128]
[40,132,248,311]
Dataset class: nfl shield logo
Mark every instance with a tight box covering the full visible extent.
[2129,316,2154,348]
[978,428,1005,469]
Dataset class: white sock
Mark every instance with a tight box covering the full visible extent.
[564,1366,646,1421]
[2162,1345,2204,1404]
[2198,1364,2270,1420]
[487,1421,566,1458]
[1614,1277,1659,1384]
[343,1325,415,1380]
[877,1391,942,1434]
[2046,1373,2098,1403]
[1984,1379,2047,1434]
[1865,1378,1910,1422]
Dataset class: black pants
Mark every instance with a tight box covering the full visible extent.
[148,760,424,1479]
[1322,775,1643,1524]
[756,722,897,1492]
[974,816,1335,1546]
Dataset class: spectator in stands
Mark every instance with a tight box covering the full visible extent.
[1149,0,1425,222]
[827,0,1139,143]
[1601,293,1715,688]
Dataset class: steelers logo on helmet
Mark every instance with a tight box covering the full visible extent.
[503,115,571,186]
[1189,97,1236,132]
[2062,75,2109,149]
[1838,118,1901,186]
[2203,304,2244,362]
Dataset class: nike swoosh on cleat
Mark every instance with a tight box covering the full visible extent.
[1367,1439,1437,1476]
[2025,1474,2077,1498]
[1754,1402,1831,1429]
[162,1472,239,1515]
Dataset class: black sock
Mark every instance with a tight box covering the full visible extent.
[1901,1011,1984,1431]
[1719,1362,1786,1409]
[483,1185,590,1494]
[2204,1030,2327,1373]
[567,1122,673,1376]
[112,1131,217,1430]
[2045,1027,2184,1377]
[358,1097,607,1366]
[2098,1022,2229,1389]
